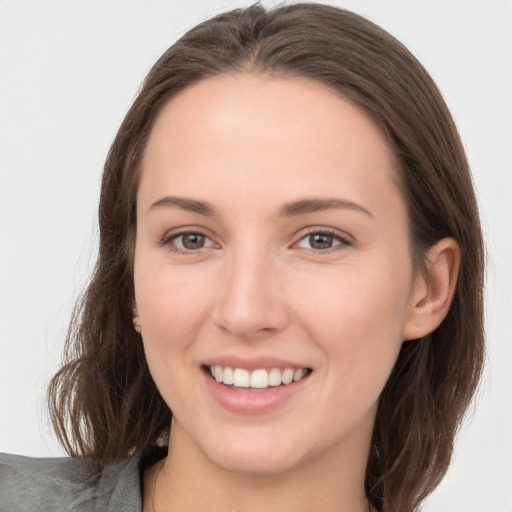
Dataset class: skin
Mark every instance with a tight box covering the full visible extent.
[133,73,459,512]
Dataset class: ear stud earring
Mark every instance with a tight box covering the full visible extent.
[132,314,142,332]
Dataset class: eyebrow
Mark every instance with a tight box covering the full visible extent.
[148,196,218,216]
[280,198,373,218]
[147,195,373,219]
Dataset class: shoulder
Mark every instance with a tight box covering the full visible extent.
[0,451,143,512]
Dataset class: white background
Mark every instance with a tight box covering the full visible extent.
[1,1,511,511]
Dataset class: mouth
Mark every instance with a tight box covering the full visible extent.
[204,365,313,391]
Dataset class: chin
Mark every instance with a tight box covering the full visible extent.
[200,429,309,477]
[211,447,304,477]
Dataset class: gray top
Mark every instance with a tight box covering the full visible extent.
[0,448,165,512]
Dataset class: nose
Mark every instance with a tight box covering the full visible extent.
[212,246,290,339]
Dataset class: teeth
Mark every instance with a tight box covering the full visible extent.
[281,368,294,385]
[294,368,307,381]
[233,368,250,387]
[209,365,309,389]
[250,369,268,388]
[268,368,282,387]
[213,365,223,382]
[223,366,234,385]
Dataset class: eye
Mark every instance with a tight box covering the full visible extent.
[165,231,215,253]
[295,230,351,252]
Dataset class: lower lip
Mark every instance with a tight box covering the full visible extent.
[202,369,310,414]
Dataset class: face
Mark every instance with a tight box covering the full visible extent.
[133,73,421,476]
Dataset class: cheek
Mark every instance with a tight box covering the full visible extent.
[134,266,213,392]
[136,264,210,335]
[299,257,410,331]
[296,260,411,389]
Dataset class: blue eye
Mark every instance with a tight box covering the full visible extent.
[167,232,214,252]
[308,233,337,250]
[295,231,350,251]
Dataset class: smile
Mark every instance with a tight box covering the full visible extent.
[203,362,313,414]
[209,365,311,390]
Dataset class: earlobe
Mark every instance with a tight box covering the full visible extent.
[132,300,142,333]
[403,238,460,341]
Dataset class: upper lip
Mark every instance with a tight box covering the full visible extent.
[202,356,311,372]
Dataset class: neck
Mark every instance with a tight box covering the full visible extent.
[147,420,373,512]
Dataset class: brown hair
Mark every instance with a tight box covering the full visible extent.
[48,4,484,511]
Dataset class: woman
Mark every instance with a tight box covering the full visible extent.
[0,4,484,512]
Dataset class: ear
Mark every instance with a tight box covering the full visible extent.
[132,299,142,333]
[403,238,460,341]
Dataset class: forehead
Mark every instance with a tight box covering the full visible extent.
[139,73,403,223]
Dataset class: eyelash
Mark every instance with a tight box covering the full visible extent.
[294,227,352,254]
[160,229,215,254]
[159,227,352,255]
